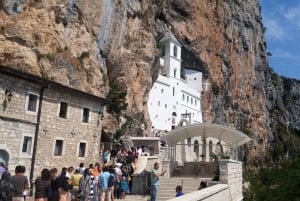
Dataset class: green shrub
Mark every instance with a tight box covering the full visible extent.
[244,157,300,200]
[0,0,4,10]
[13,2,18,12]
[107,83,128,117]
[234,0,241,6]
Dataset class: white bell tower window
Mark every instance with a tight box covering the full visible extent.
[173,45,177,58]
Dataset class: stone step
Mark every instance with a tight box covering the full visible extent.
[156,177,211,200]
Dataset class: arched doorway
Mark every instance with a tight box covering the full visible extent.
[0,150,9,166]
[209,140,213,161]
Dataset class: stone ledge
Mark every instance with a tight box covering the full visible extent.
[166,184,229,201]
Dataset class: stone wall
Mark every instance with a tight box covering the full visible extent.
[0,120,35,172]
[0,71,104,179]
[34,87,102,175]
[1,73,40,177]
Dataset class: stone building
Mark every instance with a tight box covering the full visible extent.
[0,66,107,182]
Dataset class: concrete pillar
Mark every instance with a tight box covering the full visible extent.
[219,159,243,201]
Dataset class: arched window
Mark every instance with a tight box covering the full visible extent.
[171,112,177,128]
[173,45,177,57]
[201,137,206,162]
[209,140,213,161]
[194,140,199,160]
[0,150,9,166]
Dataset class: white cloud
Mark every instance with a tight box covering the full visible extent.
[281,4,300,28]
[263,17,286,40]
[271,49,295,59]
[271,49,300,67]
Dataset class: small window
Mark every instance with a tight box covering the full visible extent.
[174,69,177,77]
[173,45,177,57]
[27,94,38,112]
[82,108,89,123]
[182,94,185,101]
[158,101,160,107]
[22,136,32,154]
[78,142,86,157]
[195,100,197,106]
[59,102,68,118]
[187,96,189,103]
[173,87,175,96]
[191,98,193,104]
[54,140,63,156]
[161,89,164,93]
[165,104,167,109]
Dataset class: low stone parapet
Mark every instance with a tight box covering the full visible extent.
[166,184,230,201]
[165,159,243,201]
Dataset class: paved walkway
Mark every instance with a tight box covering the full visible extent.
[120,194,149,201]
[27,194,150,201]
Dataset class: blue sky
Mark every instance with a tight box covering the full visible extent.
[260,0,300,80]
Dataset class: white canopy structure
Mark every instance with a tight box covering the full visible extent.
[161,123,252,147]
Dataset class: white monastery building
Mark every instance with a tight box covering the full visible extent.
[148,32,203,132]
[148,33,230,163]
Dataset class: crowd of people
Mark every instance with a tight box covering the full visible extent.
[0,146,144,201]
[0,146,209,201]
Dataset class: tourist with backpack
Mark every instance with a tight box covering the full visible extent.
[0,171,14,201]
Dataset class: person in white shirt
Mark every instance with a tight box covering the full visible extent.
[137,147,142,159]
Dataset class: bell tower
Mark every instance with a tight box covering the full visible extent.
[158,32,182,79]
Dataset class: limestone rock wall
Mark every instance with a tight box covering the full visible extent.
[1,0,300,163]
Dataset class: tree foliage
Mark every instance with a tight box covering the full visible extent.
[107,83,128,118]
[244,155,300,201]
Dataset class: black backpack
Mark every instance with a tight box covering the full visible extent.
[126,155,132,164]
[108,174,116,188]
[61,176,73,191]
[0,172,14,201]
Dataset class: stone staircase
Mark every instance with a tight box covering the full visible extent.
[157,176,212,201]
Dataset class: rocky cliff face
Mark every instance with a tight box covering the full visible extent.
[1,0,299,164]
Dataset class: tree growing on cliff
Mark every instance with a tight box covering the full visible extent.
[107,83,128,121]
